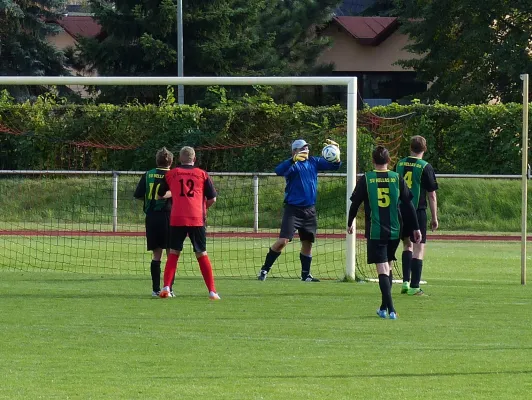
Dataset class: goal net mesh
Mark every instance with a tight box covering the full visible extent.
[0,88,348,279]
[0,85,410,281]
[353,111,414,281]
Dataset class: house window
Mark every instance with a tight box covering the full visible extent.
[362,72,426,102]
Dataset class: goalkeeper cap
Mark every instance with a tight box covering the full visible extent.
[291,139,309,151]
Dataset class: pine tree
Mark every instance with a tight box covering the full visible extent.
[0,0,69,99]
[75,0,343,103]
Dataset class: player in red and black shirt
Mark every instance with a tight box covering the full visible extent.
[156,146,220,300]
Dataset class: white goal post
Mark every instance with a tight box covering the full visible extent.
[0,75,358,281]
[521,73,529,286]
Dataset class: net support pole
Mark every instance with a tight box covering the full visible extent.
[253,175,259,233]
[345,77,358,281]
[176,0,184,104]
[112,172,119,233]
[521,73,529,285]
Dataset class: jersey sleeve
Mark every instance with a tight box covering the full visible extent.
[157,171,171,197]
[274,159,297,176]
[399,177,419,230]
[134,173,147,199]
[421,163,439,192]
[204,173,217,200]
[315,156,341,171]
[347,175,367,226]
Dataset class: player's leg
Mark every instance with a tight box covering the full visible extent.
[408,210,427,296]
[160,226,185,298]
[401,238,413,293]
[146,214,164,296]
[385,239,400,319]
[151,248,163,296]
[400,203,414,293]
[190,227,220,299]
[258,205,294,280]
[368,240,392,318]
[298,206,318,281]
[408,242,426,295]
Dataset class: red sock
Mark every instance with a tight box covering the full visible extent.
[198,255,216,292]
[163,253,179,288]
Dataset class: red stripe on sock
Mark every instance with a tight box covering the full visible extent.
[198,255,216,293]
[163,253,179,288]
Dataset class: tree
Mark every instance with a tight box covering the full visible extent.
[75,0,342,103]
[395,0,532,104]
[0,0,69,99]
[261,0,342,76]
[361,0,395,16]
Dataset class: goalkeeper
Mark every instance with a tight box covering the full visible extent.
[257,139,341,282]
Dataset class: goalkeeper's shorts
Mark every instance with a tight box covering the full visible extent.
[279,204,317,243]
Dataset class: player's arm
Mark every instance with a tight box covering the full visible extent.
[428,190,438,231]
[204,174,217,209]
[159,190,172,200]
[133,173,146,200]
[316,156,341,171]
[274,159,298,176]
[422,164,439,231]
[399,177,422,242]
[347,176,366,234]
[156,175,171,200]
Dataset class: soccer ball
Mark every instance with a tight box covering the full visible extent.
[322,145,340,162]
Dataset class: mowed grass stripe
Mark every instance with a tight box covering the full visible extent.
[1,240,531,399]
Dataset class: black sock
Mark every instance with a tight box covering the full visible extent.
[389,269,393,287]
[300,253,312,278]
[150,260,161,292]
[262,248,281,272]
[402,250,412,282]
[410,258,423,288]
[378,274,394,313]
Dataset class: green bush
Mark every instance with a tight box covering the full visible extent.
[0,90,530,174]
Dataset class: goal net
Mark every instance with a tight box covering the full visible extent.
[354,110,415,281]
[0,76,362,281]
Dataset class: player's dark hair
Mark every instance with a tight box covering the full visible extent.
[372,146,390,165]
[410,135,427,153]
[156,147,173,167]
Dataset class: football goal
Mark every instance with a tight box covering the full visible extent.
[0,75,411,282]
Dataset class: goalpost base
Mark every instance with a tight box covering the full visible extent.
[364,279,428,284]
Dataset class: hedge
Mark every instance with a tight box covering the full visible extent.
[0,91,529,174]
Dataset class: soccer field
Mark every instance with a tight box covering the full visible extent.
[1,240,531,399]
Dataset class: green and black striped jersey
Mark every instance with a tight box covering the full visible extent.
[134,168,171,214]
[348,170,418,240]
[396,156,438,209]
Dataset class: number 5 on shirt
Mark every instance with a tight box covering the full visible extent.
[377,188,390,207]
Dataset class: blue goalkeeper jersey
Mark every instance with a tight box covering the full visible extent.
[275,156,341,207]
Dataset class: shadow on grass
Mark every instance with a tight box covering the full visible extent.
[151,369,532,380]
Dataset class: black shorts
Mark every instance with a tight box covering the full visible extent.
[279,204,317,242]
[145,212,170,251]
[401,207,428,244]
[169,226,207,253]
[367,239,400,264]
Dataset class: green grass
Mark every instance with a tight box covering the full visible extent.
[1,241,532,399]
[1,175,532,232]
[0,236,347,279]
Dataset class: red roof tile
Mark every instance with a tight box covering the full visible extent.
[56,16,101,38]
[333,16,399,46]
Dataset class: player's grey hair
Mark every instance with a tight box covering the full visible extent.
[179,146,195,164]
